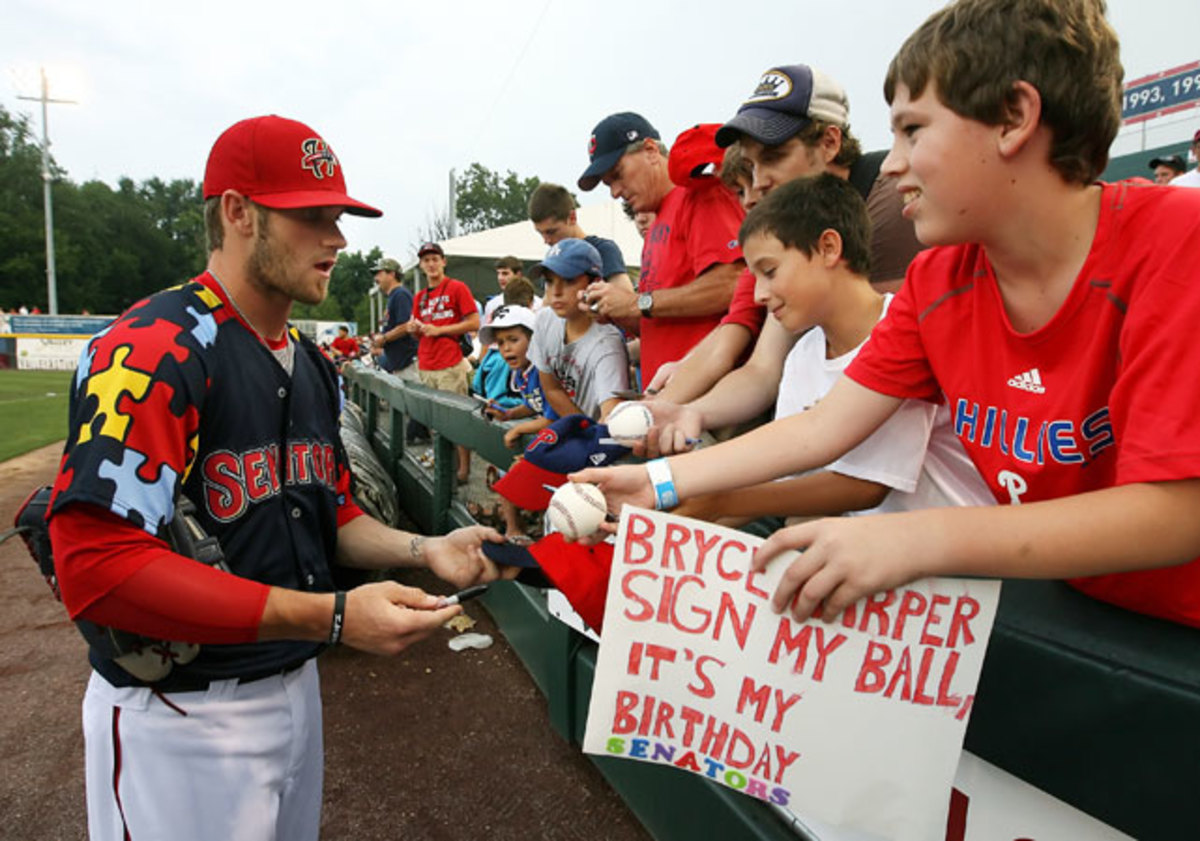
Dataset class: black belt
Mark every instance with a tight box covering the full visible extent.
[156,657,310,694]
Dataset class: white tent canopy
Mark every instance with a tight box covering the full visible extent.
[403,200,643,271]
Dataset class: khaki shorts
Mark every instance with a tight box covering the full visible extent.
[418,358,472,395]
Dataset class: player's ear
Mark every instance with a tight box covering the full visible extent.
[222,190,257,239]
[997,81,1042,159]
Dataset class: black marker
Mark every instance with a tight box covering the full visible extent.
[436,584,489,607]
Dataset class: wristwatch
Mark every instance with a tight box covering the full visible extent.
[637,292,654,318]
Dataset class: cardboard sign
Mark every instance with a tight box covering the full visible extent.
[583,509,1001,841]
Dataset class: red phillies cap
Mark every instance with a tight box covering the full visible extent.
[203,115,382,217]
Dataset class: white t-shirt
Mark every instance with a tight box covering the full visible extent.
[1169,169,1200,188]
[774,294,992,513]
[528,307,629,419]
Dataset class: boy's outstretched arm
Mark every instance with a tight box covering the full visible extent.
[573,377,902,517]
[674,470,889,524]
[755,479,1200,623]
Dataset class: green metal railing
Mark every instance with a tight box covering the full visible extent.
[343,365,802,841]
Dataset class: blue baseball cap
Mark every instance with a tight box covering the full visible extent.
[493,414,629,510]
[578,112,661,191]
[529,238,603,282]
[715,64,850,148]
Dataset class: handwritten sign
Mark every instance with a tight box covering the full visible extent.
[583,509,1001,841]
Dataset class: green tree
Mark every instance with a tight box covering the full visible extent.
[0,103,207,314]
[292,246,383,327]
[454,162,540,234]
[0,105,59,311]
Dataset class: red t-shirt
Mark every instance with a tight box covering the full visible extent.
[639,180,744,384]
[414,277,477,371]
[331,335,359,358]
[719,267,767,336]
[847,181,1200,626]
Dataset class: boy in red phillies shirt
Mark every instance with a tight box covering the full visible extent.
[576,0,1200,629]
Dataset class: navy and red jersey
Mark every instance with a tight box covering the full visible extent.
[49,272,361,687]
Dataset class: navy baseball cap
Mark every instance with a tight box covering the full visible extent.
[529,238,603,282]
[578,112,661,191]
[494,414,629,510]
[1149,154,1186,173]
[715,65,850,149]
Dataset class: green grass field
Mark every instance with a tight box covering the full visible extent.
[0,369,74,463]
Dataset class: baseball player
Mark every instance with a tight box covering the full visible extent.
[46,115,507,841]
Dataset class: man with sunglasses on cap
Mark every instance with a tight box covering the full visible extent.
[646,64,926,441]
[371,256,419,379]
[576,112,745,387]
[45,115,506,841]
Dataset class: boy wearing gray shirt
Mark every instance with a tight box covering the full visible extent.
[528,239,629,420]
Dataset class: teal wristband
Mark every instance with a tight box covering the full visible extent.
[645,458,679,510]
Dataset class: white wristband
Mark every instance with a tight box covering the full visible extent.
[645,458,678,510]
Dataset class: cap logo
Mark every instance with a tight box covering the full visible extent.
[626,130,639,141]
[745,70,793,104]
[529,428,559,452]
[588,134,598,158]
[300,138,338,180]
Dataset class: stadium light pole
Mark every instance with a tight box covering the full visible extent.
[17,67,75,316]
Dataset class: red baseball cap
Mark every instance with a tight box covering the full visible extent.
[668,123,724,186]
[203,115,382,217]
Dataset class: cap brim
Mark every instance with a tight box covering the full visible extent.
[480,541,540,569]
[252,190,382,218]
[715,109,809,149]
[577,148,625,192]
[493,459,566,510]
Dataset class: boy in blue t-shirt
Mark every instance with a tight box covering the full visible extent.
[477,305,545,537]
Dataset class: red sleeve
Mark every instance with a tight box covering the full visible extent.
[454,281,479,319]
[51,503,269,644]
[684,182,745,276]
[335,459,364,528]
[718,267,766,336]
[845,262,941,401]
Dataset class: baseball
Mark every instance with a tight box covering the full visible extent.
[606,402,653,444]
[548,482,609,540]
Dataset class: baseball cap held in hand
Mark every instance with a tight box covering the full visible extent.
[494,414,629,510]
[203,115,382,217]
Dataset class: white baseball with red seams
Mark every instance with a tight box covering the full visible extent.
[605,402,653,444]
[548,482,608,540]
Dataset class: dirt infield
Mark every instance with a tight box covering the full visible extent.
[0,443,650,841]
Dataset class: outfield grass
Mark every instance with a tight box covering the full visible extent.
[0,369,74,463]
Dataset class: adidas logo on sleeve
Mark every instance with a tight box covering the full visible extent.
[1007,368,1046,394]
